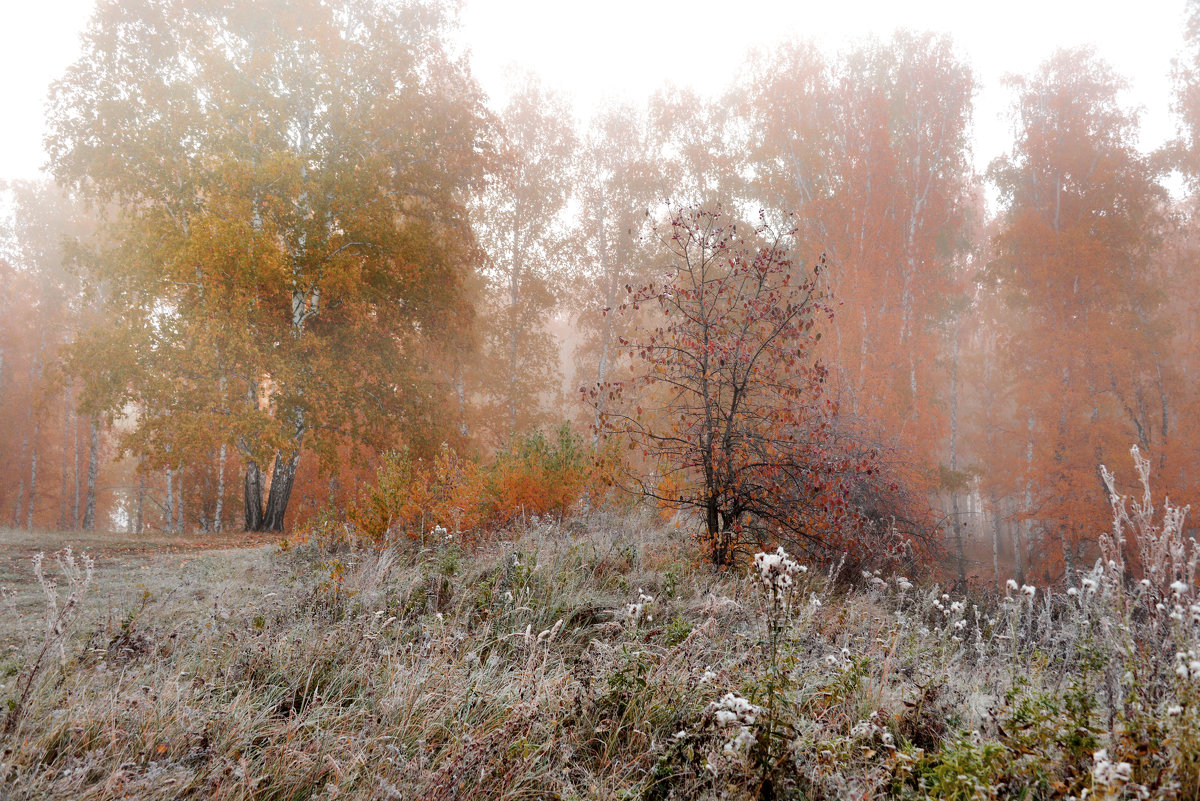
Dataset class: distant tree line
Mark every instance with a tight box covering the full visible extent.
[3,0,1200,585]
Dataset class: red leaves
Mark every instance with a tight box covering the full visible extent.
[585,204,881,565]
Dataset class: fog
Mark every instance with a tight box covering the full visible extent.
[2,0,1198,585]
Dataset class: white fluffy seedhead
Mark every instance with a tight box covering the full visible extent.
[709,692,760,727]
[752,547,805,605]
[1092,748,1133,786]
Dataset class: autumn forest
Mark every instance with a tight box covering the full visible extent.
[4,0,1200,587]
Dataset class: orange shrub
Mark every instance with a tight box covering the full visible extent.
[347,444,487,545]
[346,426,620,546]
[487,425,617,524]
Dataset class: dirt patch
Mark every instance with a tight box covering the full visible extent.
[0,528,286,650]
[0,527,284,590]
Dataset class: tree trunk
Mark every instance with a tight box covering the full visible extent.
[1061,524,1074,582]
[13,431,28,527]
[254,402,307,532]
[25,335,44,531]
[214,443,226,533]
[26,423,40,531]
[261,450,300,532]
[706,496,727,567]
[82,419,99,531]
[507,221,523,435]
[12,478,23,528]
[1019,418,1034,585]
[949,333,965,589]
[244,461,265,531]
[1012,515,1024,586]
[135,469,145,535]
[1158,359,1170,441]
[952,496,965,588]
[452,371,469,439]
[174,469,184,533]
[59,392,70,529]
[72,410,81,528]
[990,495,1002,588]
[165,466,174,532]
[592,202,612,446]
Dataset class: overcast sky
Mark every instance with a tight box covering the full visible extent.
[0,0,1189,185]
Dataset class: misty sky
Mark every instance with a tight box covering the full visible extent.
[0,0,1188,184]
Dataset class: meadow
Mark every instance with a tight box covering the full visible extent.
[1,467,1197,800]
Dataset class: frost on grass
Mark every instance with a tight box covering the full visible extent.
[1,459,1200,799]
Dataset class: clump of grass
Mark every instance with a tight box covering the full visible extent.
[3,547,93,734]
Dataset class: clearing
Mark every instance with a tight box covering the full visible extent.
[0,527,282,648]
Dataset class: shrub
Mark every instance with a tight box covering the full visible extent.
[487,424,617,525]
[3,548,94,733]
[345,426,616,547]
[346,444,488,545]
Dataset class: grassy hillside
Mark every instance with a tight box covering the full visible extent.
[0,507,1197,799]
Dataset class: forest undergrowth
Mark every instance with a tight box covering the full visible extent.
[1,454,1200,799]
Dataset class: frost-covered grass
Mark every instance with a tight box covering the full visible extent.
[0,526,280,641]
[1,472,1199,799]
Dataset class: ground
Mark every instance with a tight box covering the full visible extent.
[0,527,280,648]
[0,512,1196,799]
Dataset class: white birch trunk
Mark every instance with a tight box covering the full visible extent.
[165,467,174,533]
[83,419,99,531]
[72,410,80,529]
[215,443,226,533]
[175,469,184,533]
[26,425,39,531]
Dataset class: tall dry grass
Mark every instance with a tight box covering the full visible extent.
[0,451,1198,799]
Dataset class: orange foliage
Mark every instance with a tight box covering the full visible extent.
[980,49,1172,581]
[346,427,617,546]
[347,445,488,546]
[739,33,976,484]
[487,425,617,524]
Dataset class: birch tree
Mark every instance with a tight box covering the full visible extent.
[48,0,489,531]
[985,49,1169,576]
[470,77,576,443]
